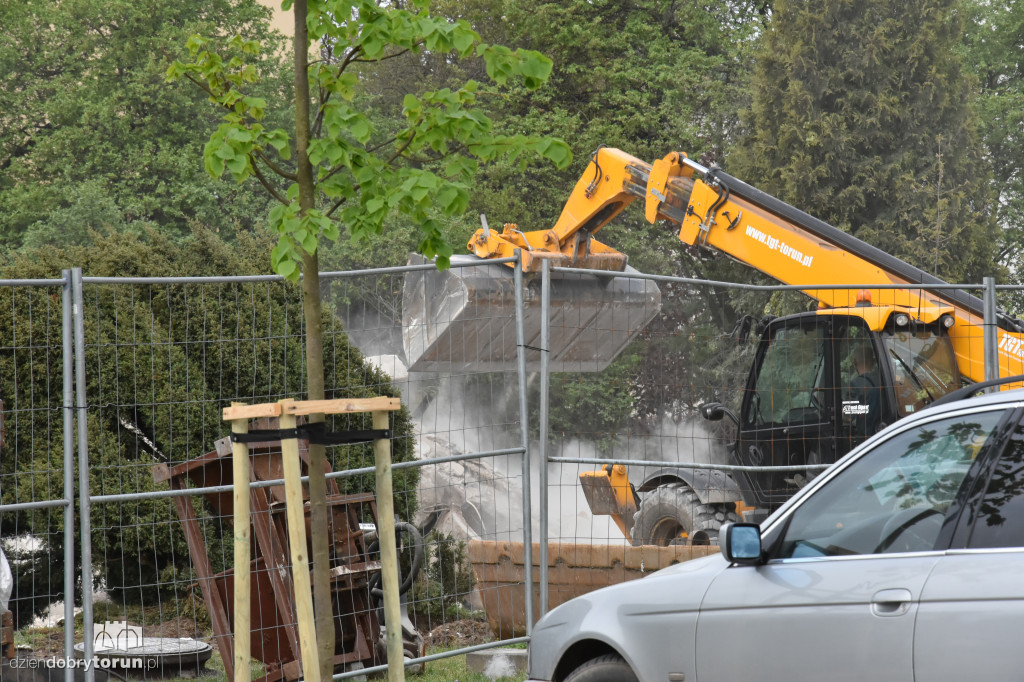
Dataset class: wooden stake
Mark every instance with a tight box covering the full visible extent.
[230,406,251,682]
[279,403,322,682]
[373,410,405,682]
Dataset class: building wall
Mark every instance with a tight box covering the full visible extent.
[259,0,293,37]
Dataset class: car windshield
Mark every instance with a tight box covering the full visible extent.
[775,409,1004,558]
[881,328,960,416]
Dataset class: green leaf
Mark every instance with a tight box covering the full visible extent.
[214,143,236,160]
[300,228,318,254]
[204,152,225,178]
[275,257,298,281]
[226,127,252,142]
[243,96,267,119]
[226,155,249,177]
[267,130,291,160]
[349,117,372,144]
[322,221,340,241]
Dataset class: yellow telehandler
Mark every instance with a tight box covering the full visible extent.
[403,146,1024,545]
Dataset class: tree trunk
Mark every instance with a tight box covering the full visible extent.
[293,2,335,679]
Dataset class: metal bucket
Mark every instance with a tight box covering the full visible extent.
[401,254,661,372]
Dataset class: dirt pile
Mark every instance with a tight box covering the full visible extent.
[424,619,494,649]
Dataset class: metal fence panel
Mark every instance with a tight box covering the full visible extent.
[2,262,1022,680]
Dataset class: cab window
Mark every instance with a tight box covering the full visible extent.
[881,329,961,417]
[746,322,829,428]
[774,410,1004,559]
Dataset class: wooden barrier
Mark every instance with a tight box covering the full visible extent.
[222,397,403,682]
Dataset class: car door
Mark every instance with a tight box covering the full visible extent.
[915,409,1024,681]
[695,407,1009,682]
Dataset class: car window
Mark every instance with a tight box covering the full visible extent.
[774,410,1005,559]
[966,419,1024,549]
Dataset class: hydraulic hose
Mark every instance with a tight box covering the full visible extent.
[367,521,424,605]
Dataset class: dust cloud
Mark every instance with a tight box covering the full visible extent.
[367,358,728,546]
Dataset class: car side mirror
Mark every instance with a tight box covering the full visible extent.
[701,402,739,426]
[720,522,763,566]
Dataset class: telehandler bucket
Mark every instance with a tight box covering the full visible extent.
[402,254,661,373]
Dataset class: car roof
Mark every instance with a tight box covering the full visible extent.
[901,385,1024,425]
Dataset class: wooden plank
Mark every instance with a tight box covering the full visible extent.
[152,463,171,484]
[222,402,282,421]
[282,397,400,416]
[230,411,251,682]
[279,407,322,682]
[247,467,301,664]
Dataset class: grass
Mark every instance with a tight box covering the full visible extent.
[14,622,526,682]
[418,647,528,682]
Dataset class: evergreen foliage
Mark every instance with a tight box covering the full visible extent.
[0,228,417,624]
[732,0,998,283]
[963,0,1024,287]
[0,0,290,251]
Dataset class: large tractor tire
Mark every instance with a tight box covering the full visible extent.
[632,482,740,547]
[564,654,639,682]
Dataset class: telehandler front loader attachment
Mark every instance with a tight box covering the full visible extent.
[400,148,700,373]
[402,253,660,372]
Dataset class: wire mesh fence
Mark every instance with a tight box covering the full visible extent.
[1,261,1023,679]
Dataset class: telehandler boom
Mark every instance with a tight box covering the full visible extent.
[402,146,1024,545]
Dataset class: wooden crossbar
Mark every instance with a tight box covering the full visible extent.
[222,397,400,421]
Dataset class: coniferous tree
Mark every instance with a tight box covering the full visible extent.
[732,0,998,282]
[0,0,290,251]
[963,0,1024,287]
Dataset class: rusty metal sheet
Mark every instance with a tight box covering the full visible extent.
[467,540,718,637]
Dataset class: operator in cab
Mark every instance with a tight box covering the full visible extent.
[847,345,883,438]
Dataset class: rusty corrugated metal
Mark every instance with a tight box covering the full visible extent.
[468,540,718,638]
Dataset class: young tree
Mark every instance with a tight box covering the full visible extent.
[168,1,568,671]
[732,0,999,283]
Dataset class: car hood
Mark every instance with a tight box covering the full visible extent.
[529,553,730,680]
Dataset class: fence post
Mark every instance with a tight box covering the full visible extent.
[538,259,551,618]
[61,271,75,682]
[72,267,95,682]
[984,276,998,384]
[513,251,534,636]
[277,402,321,682]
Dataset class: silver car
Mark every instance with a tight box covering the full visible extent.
[527,387,1024,682]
